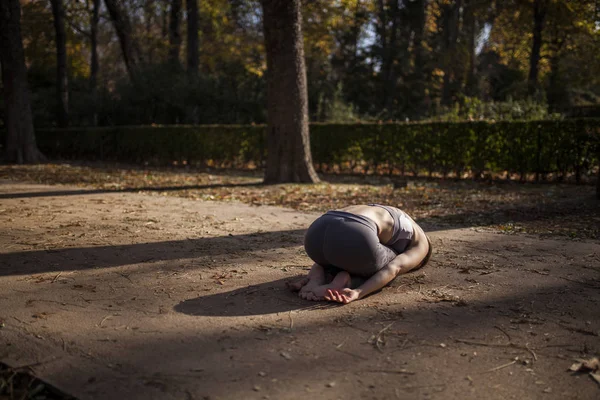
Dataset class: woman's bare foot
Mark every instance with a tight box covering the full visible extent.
[286,276,310,292]
[299,271,351,301]
[288,264,327,295]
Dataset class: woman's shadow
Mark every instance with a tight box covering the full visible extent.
[174,277,337,317]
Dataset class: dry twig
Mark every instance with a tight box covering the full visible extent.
[486,359,517,373]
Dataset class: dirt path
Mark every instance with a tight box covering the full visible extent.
[1,180,599,399]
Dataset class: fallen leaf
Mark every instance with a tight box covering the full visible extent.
[569,362,583,372]
[569,357,599,372]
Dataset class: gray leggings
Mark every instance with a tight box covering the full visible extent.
[304,211,398,278]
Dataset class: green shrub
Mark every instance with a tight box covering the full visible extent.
[11,119,599,180]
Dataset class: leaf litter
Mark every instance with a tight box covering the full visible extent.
[1,163,597,239]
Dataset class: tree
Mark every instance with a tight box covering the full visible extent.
[89,0,100,126]
[260,0,319,183]
[376,0,401,114]
[597,162,600,200]
[186,0,199,75]
[169,0,182,67]
[409,0,428,114]
[527,0,548,97]
[0,0,45,163]
[104,0,141,82]
[440,0,463,106]
[50,0,69,127]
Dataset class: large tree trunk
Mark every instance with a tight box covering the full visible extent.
[186,0,199,75]
[89,0,100,126]
[528,0,547,97]
[168,0,182,66]
[0,0,44,163]
[104,0,140,82]
[260,0,319,184]
[50,0,69,128]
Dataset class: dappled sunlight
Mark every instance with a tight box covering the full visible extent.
[3,271,598,399]
[1,172,599,400]
[1,163,598,239]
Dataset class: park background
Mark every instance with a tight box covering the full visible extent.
[1,1,600,399]
[0,0,599,190]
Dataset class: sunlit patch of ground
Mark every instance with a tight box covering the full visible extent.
[1,162,598,239]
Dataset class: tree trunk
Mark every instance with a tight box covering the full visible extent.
[186,0,199,75]
[50,0,69,128]
[104,0,140,82]
[145,0,156,63]
[547,52,561,112]
[528,0,547,97]
[464,0,477,96]
[597,160,600,200]
[384,1,400,115]
[0,0,44,163]
[409,0,427,115]
[168,0,182,66]
[441,0,462,106]
[90,0,100,126]
[260,0,319,184]
[162,0,168,38]
[377,0,400,115]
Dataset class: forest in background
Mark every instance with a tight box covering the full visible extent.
[12,0,600,128]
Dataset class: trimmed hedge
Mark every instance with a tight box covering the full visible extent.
[311,120,599,181]
[33,125,266,168]
[15,119,600,180]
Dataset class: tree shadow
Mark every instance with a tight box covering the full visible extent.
[174,277,338,316]
[0,181,264,199]
[0,229,306,277]
[418,194,599,234]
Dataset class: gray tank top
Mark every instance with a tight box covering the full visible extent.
[368,204,414,253]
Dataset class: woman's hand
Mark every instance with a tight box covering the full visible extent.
[324,288,360,304]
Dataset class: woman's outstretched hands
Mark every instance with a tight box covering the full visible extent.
[324,288,360,304]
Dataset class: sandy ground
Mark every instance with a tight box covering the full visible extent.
[1,179,599,400]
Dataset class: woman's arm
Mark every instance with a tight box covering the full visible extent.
[325,229,430,304]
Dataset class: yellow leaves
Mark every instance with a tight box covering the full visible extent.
[67,42,90,78]
[245,63,266,78]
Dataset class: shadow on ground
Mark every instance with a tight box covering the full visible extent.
[0,181,263,200]
[2,198,598,278]
[0,229,306,277]
[18,277,600,400]
[174,277,339,316]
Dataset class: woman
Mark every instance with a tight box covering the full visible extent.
[288,204,431,304]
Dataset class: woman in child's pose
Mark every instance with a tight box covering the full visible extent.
[288,204,431,304]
